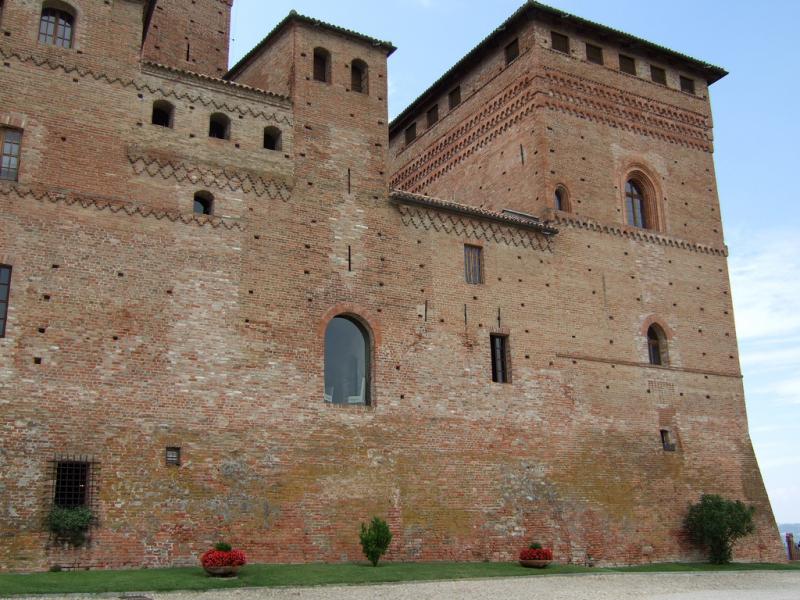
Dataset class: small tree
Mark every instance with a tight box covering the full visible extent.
[685,494,755,564]
[359,516,393,567]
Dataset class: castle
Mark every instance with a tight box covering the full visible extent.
[0,0,785,570]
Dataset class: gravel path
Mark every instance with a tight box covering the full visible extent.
[12,571,800,600]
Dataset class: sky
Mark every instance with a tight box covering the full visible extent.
[227,0,800,523]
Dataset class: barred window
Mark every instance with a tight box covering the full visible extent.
[1,128,22,181]
[39,7,74,48]
[426,104,439,128]
[464,244,483,284]
[53,460,91,508]
[586,43,603,65]
[619,54,636,75]
[490,334,510,383]
[551,31,569,54]
[680,76,696,95]
[165,447,181,466]
[650,65,667,86]
[0,265,11,338]
[448,86,461,110]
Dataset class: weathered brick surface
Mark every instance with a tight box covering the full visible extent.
[0,0,784,572]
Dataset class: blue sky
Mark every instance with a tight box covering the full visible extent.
[228,0,800,523]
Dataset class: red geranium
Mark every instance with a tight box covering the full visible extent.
[519,547,553,561]
[200,549,247,568]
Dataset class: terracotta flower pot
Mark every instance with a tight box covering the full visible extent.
[519,559,551,568]
[204,565,240,577]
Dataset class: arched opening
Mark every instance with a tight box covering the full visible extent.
[263,126,281,151]
[193,191,214,216]
[625,179,647,228]
[324,315,370,405]
[208,113,230,140]
[39,2,75,48]
[624,172,660,231]
[554,185,570,212]
[313,47,331,83]
[647,324,668,366]
[151,100,174,128]
[351,59,368,94]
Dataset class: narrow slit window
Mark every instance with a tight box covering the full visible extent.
[351,59,368,93]
[54,460,90,508]
[647,324,668,366]
[39,7,74,48]
[165,447,181,466]
[660,430,676,452]
[650,65,667,85]
[586,43,603,65]
[464,244,484,284]
[0,265,11,338]
[448,86,461,110]
[405,122,416,145]
[0,128,22,181]
[680,76,696,94]
[426,104,439,128]
[554,186,569,211]
[490,334,510,383]
[619,54,636,75]
[551,31,569,54]
[505,38,519,64]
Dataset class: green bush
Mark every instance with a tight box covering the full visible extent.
[45,506,93,546]
[359,517,393,567]
[214,542,232,552]
[685,494,755,564]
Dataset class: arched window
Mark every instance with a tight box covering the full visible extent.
[263,126,281,151]
[554,186,570,212]
[151,100,174,128]
[313,47,331,83]
[351,59,368,94]
[625,180,647,228]
[324,315,370,405]
[193,191,213,215]
[39,4,75,48]
[208,113,230,140]
[647,324,668,366]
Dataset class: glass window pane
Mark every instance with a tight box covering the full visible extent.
[325,317,368,405]
[0,267,10,285]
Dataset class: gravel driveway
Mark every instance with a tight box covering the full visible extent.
[13,571,800,600]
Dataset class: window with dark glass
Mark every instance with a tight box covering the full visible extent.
[625,180,646,228]
[660,429,676,452]
[151,100,174,128]
[313,47,331,83]
[490,334,510,383]
[208,113,230,140]
[39,7,74,48]
[650,65,667,85]
[263,126,281,151]
[351,59,368,93]
[426,104,439,128]
[165,447,181,466]
[505,38,519,64]
[647,324,668,366]
[551,31,569,54]
[464,244,484,284]
[0,265,11,338]
[193,191,213,215]
[448,86,461,110]
[586,43,603,65]
[404,122,416,145]
[0,128,21,181]
[680,76,696,95]
[54,460,90,508]
[619,54,636,75]
[324,316,370,405]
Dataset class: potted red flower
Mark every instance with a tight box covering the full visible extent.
[200,542,247,577]
[519,542,553,568]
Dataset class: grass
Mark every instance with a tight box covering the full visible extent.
[1,561,798,596]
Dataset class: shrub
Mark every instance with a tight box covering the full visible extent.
[45,506,93,546]
[200,548,247,569]
[359,516,393,567]
[520,547,553,561]
[685,494,755,564]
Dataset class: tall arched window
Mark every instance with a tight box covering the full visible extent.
[647,324,668,366]
[193,191,214,215]
[39,4,75,48]
[208,113,230,140]
[625,180,647,228]
[324,315,370,405]
[554,186,570,212]
[151,100,174,128]
[351,59,368,94]
[263,126,281,151]
[313,47,331,83]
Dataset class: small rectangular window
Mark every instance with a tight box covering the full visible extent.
[650,65,667,85]
[490,334,510,383]
[165,447,181,466]
[660,430,676,452]
[551,31,569,54]
[1,128,22,181]
[54,460,91,508]
[619,54,636,75]
[448,86,461,110]
[586,43,603,65]
[426,104,439,128]
[680,76,696,94]
[0,265,10,338]
[505,38,519,64]
[404,123,417,145]
[464,244,484,285]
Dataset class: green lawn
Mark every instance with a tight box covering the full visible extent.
[1,561,798,596]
